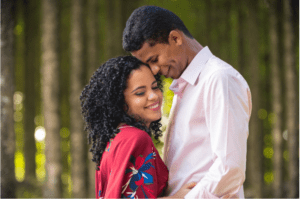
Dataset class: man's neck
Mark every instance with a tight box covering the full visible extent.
[185,38,203,66]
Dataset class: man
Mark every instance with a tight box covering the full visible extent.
[123,6,252,198]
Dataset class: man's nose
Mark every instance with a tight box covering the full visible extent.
[150,65,160,75]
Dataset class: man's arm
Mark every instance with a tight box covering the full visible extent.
[185,70,252,198]
[159,182,197,199]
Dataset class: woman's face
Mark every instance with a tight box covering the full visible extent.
[124,65,163,128]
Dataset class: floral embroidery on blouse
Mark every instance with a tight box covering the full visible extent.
[121,149,156,199]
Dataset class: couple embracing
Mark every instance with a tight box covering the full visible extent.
[80,6,252,199]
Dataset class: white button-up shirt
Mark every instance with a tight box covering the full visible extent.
[163,47,252,198]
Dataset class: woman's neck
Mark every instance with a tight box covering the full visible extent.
[117,122,126,128]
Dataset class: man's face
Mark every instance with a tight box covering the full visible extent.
[131,40,188,79]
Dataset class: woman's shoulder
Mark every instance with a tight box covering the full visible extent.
[115,125,153,146]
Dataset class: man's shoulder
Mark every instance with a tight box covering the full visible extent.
[199,57,249,89]
[203,57,242,79]
[206,56,232,72]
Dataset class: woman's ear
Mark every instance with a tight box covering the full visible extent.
[168,30,183,46]
[123,103,129,112]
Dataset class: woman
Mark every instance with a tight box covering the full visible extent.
[80,56,193,198]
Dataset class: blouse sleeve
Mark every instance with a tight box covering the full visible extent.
[104,129,163,199]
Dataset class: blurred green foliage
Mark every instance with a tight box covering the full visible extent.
[10,0,299,197]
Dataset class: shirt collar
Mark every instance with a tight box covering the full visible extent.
[170,47,214,93]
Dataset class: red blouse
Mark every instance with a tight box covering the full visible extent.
[95,125,169,198]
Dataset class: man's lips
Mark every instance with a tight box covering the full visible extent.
[162,66,171,78]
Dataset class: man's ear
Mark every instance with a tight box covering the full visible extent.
[168,30,183,46]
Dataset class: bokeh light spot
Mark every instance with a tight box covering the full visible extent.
[14,111,23,122]
[13,91,23,105]
[263,147,274,159]
[15,103,23,111]
[35,126,46,142]
[283,130,288,141]
[14,24,23,35]
[60,127,70,138]
[35,153,46,182]
[268,113,276,124]
[61,140,70,152]
[15,152,25,182]
[62,173,69,185]
[258,109,267,120]
[34,115,44,126]
[264,172,274,184]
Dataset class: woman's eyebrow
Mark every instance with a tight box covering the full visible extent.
[131,81,157,93]
[131,86,146,93]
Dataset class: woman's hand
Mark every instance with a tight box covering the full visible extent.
[171,182,197,198]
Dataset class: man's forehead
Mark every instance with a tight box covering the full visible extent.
[131,42,153,61]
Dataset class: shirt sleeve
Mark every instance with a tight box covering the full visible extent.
[185,70,251,198]
[104,130,161,199]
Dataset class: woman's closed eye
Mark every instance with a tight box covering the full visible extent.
[135,87,158,96]
[135,91,145,96]
[152,86,159,90]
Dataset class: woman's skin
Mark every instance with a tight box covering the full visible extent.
[122,65,195,198]
[123,65,163,128]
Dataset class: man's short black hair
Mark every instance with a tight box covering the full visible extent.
[122,5,193,52]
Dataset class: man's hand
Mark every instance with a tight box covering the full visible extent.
[159,182,196,199]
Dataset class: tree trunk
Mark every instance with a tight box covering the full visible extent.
[58,0,72,196]
[240,0,250,195]
[87,0,99,78]
[87,0,99,197]
[70,0,87,197]
[209,0,220,56]
[218,0,230,63]
[113,0,123,56]
[24,0,39,183]
[192,0,207,46]
[1,0,16,197]
[237,0,247,74]
[205,0,212,48]
[283,0,299,197]
[104,0,116,58]
[245,0,264,197]
[269,1,283,197]
[229,0,239,70]
[41,0,62,197]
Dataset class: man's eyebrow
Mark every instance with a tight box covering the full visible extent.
[131,86,146,93]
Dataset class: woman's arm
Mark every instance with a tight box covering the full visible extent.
[103,128,168,198]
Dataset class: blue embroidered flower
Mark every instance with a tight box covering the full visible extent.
[121,150,156,198]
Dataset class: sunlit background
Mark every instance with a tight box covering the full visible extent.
[2,0,299,198]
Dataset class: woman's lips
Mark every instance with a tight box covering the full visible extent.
[147,101,160,111]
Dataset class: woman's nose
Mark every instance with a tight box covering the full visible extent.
[150,65,160,75]
[148,91,158,100]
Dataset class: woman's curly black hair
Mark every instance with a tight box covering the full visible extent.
[80,56,163,169]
